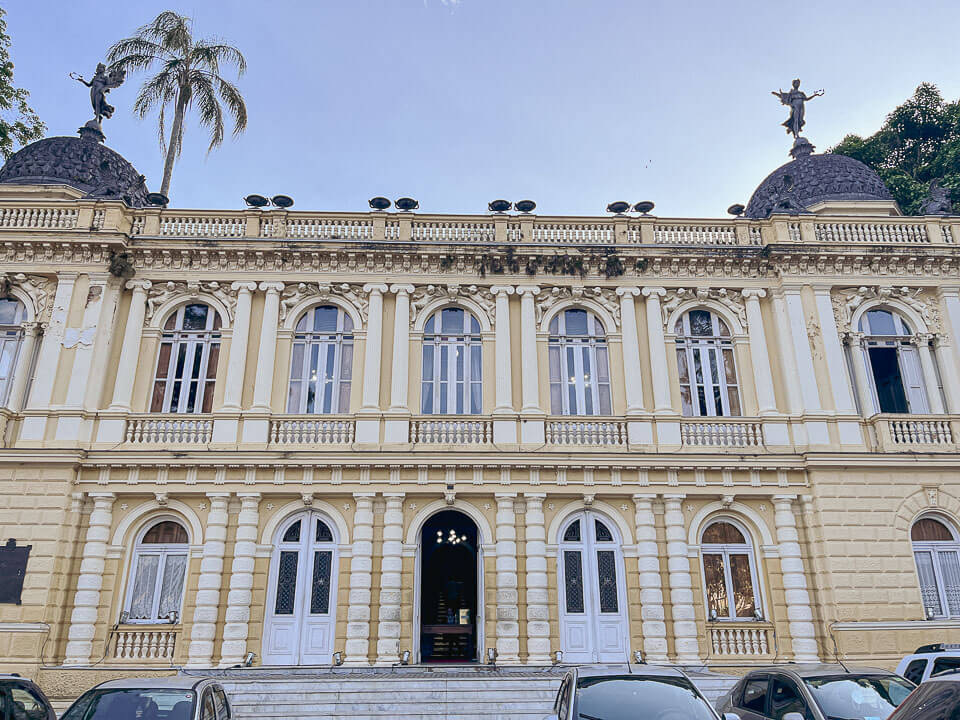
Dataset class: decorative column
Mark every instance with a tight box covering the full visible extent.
[641,287,671,413]
[616,287,645,414]
[344,493,375,665]
[916,335,945,414]
[220,282,257,411]
[187,493,230,667]
[633,494,668,662]
[772,495,818,662]
[934,336,960,413]
[517,286,541,414]
[376,493,405,664]
[781,286,822,412]
[938,287,960,382]
[523,493,551,663]
[491,286,517,443]
[64,492,114,665]
[63,273,111,410]
[846,334,876,416]
[251,282,284,411]
[741,289,777,415]
[108,279,152,411]
[812,285,857,414]
[5,322,39,412]
[662,494,699,663]
[770,289,803,414]
[357,285,387,443]
[495,493,520,663]
[385,285,413,443]
[220,493,260,666]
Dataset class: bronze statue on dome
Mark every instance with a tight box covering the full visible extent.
[772,79,823,140]
[71,63,126,126]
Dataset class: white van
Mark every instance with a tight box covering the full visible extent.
[896,643,960,684]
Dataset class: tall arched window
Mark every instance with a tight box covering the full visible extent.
[124,520,189,624]
[151,303,222,413]
[287,305,354,414]
[859,309,928,414]
[701,520,762,621]
[421,308,482,414]
[912,516,960,618]
[0,297,27,406]
[675,309,741,417]
[548,309,612,416]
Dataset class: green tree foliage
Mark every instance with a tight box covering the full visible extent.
[0,8,45,159]
[107,11,247,198]
[832,83,960,215]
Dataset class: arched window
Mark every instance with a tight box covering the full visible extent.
[912,516,960,618]
[675,309,741,417]
[151,303,222,413]
[548,309,612,416]
[701,520,761,621]
[287,305,354,414]
[124,520,189,624]
[858,309,929,414]
[0,298,27,406]
[421,308,482,414]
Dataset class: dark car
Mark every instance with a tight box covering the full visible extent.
[715,664,915,720]
[61,676,233,720]
[0,674,56,720]
[887,671,960,720]
[545,665,741,720]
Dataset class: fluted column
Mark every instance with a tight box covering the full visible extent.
[344,493,375,665]
[491,286,515,413]
[220,493,260,666]
[523,493,550,663]
[64,492,114,665]
[221,282,256,411]
[812,285,856,414]
[4,322,39,412]
[376,493,405,664]
[934,336,960,412]
[187,493,230,667]
[912,336,944,414]
[781,286,822,412]
[772,495,818,662]
[388,285,414,412]
[495,493,520,663]
[642,287,672,413]
[517,287,541,414]
[251,282,284,411]
[109,279,152,411]
[770,289,803,414]
[742,289,777,415]
[617,287,645,414]
[663,494,699,663]
[360,285,388,412]
[633,494,668,662]
[847,334,876,416]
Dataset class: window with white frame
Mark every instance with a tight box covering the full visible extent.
[912,516,960,619]
[701,520,762,621]
[858,308,929,414]
[548,309,612,416]
[151,303,221,413]
[287,305,354,414]
[124,520,189,623]
[675,309,741,417]
[0,297,26,406]
[421,307,482,414]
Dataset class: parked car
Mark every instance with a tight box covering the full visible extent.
[715,664,914,720]
[896,643,960,684]
[0,674,56,720]
[887,669,960,719]
[545,665,742,720]
[60,676,232,720]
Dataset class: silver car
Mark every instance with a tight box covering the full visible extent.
[887,669,960,719]
[546,665,742,720]
[60,676,233,720]
[715,664,915,720]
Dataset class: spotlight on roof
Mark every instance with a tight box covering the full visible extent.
[369,196,391,211]
[271,194,294,208]
[244,194,269,208]
[727,203,746,217]
[146,192,169,207]
[488,199,512,213]
[515,199,536,213]
[606,201,630,214]
[395,197,419,211]
[633,201,655,215]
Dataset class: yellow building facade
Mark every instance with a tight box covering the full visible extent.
[0,131,959,697]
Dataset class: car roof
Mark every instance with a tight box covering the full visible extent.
[574,664,689,679]
[0,675,35,682]
[741,664,897,679]
[96,676,211,691]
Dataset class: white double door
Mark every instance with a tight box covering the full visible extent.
[558,511,629,663]
[263,511,339,665]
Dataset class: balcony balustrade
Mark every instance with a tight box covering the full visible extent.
[546,419,627,446]
[0,206,77,229]
[871,415,958,452]
[113,626,179,662]
[410,418,492,444]
[270,416,355,445]
[680,419,764,448]
[708,622,773,658]
[125,415,214,445]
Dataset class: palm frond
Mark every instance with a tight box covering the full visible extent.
[213,74,248,136]
[106,37,170,68]
[189,72,224,152]
[131,71,177,118]
[192,41,247,76]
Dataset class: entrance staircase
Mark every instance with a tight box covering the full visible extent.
[204,665,736,720]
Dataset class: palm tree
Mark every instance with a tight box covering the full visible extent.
[107,11,247,198]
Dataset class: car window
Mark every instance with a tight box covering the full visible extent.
[933,657,960,676]
[741,677,769,713]
[213,686,230,720]
[61,689,196,720]
[804,674,914,719]
[201,690,216,720]
[10,685,47,720]
[771,678,809,720]
[557,676,571,719]
[894,681,960,720]
[904,659,928,685]
[575,676,717,720]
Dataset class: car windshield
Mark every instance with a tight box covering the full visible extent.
[575,675,717,720]
[61,688,197,720]
[803,675,914,720]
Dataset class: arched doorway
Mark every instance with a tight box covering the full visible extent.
[418,510,480,663]
[263,511,339,665]
[557,511,629,663]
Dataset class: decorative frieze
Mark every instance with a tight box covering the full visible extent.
[832,285,943,334]
[0,271,55,321]
[660,287,747,330]
[534,286,620,327]
[410,283,496,328]
[278,281,369,323]
[145,280,240,323]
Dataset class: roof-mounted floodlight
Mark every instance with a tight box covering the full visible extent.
[271,195,294,208]
[633,200,655,215]
[515,199,536,213]
[369,196,391,211]
[244,194,269,208]
[488,199,512,213]
[146,192,169,207]
[395,197,419,211]
[727,203,745,216]
[606,201,630,214]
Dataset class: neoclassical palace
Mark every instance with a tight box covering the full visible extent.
[0,126,959,694]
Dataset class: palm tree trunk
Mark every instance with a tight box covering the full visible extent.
[160,89,190,198]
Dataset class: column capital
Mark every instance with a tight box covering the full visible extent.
[771,493,798,505]
[938,286,960,299]
[353,492,377,500]
[616,286,642,298]
[632,493,659,502]
[125,279,152,292]
[55,271,80,282]
[641,286,666,298]
[495,492,518,501]
[21,322,41,338]
[88,491,116,500]
[206,491,232,500]
[237,492,261,500]
[523,492,547,500]
[741,288,767,300]
[662,492,686,501]
[779,283,805,295]
[231,281,258,293]
[516,285,540,298]
[362,283,389,296]
[258,281,285,294]
[382,492,406,500]
[490,285,515,296]
[389,284,415,295]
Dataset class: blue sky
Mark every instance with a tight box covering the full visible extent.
[7,1,960,216]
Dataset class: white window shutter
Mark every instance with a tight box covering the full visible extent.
[899,345,929,414]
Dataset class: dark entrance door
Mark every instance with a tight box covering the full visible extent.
[420,510,478,662]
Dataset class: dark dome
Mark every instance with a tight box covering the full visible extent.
[745,152,894,219]
[0,134,150,207]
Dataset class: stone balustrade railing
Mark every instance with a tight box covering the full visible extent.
[113,626,179,661]
[871,415,957,451]
[653,224,740,245]
[270,417,355,445]
[412,221,495,242]
[125,416,214,444]
[273,216,374,240]
[815,221,934,244]
[410,418,492,444]
[532,222,614,244]
[680,420,764,448]
[159,215,246,238]
[0,206,77,229]
[546,419,627,446]
[708,623,772,657]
